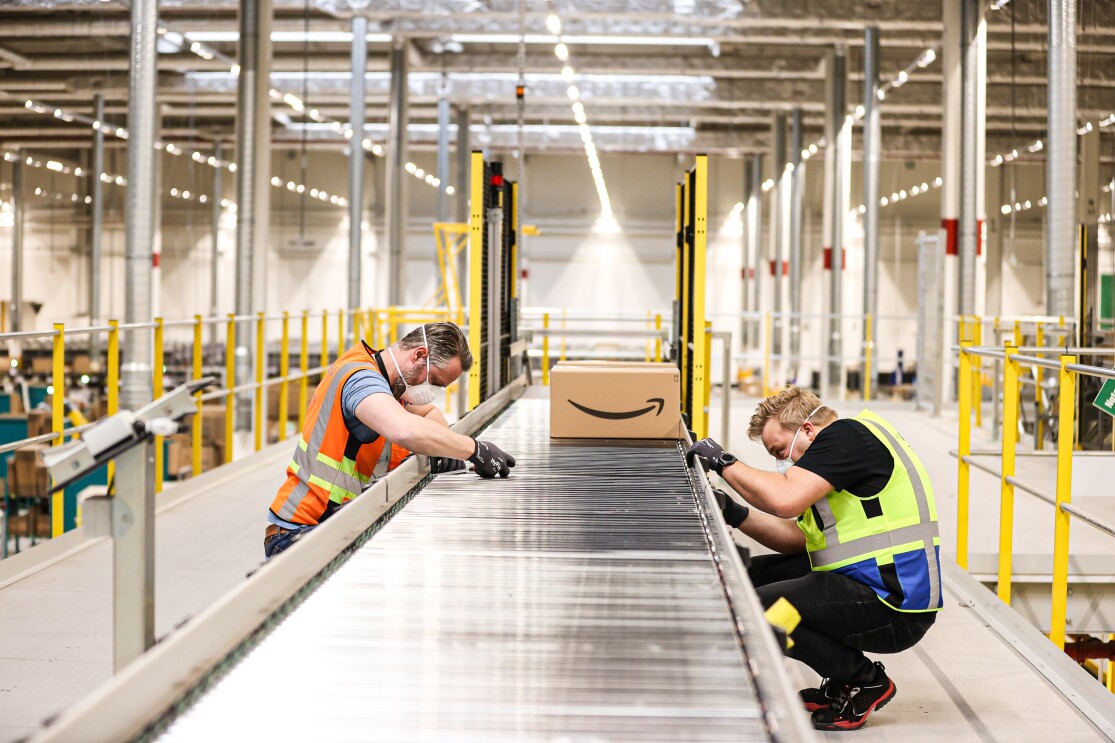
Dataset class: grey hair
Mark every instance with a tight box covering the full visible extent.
[397,322,474,372]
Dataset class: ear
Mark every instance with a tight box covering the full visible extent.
[802,420,817,438]
[412,345,428,362]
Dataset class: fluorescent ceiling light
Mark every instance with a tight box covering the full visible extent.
[450,34,714,47]
[184,31,393,43]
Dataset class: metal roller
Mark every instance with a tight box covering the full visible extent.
[157,398,808,742]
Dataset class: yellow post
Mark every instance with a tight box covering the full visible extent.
[560,309,567,362]
[51,323,65,537]
[366,310,375,347]
[542,313,550,386]
[255,313,265,452]
[467,150,485,410]
[997,343,1019,605]
[337,308,344,360]
[973,318,983,428]
[691,156,709,438]
[153,317,164,493]
[655,313,663,362]
[279,312,290,442]
[763,312,772,396]
[192,316,203,478]
[1049,355,1076,649]
[1035,324,1045,449]
[321,309,329,370]
[352,308,361,348]
[864,313,873,401]
[956,341,973,570]
[389,308,398,345]
[703,321,712,438]
[1013,319,1022,348]
[224,315,235,465]
[107,320,119,483]
[299,311,309,431]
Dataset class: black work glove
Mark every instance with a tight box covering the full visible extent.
[686,437,735,475]
[469,440,516,479]
[430,456,468,474]
[712,487,750,529]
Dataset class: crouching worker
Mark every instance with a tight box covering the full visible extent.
[265,322,515,559]
[686,386,940,731]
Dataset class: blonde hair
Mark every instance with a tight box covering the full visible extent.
[747,386,838,441]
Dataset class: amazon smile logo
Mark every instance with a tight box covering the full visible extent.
[567,398,665,420]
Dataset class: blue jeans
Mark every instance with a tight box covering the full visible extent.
[263,524,316,559]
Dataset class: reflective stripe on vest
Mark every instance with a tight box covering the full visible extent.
[277,359,394,520]
[802,411,941,612]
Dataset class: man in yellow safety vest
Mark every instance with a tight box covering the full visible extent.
[686,385,941,732]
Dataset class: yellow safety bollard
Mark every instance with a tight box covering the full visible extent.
[278,312,290,442]
[973,319,983,428]
[299,311,309,431]
[542,313,550,386]
[1049,355,1076,650]
[763,312,772,396]
[337,308,344,360]
[321,309,329,371]
[864,313,873,401]
[51,323,65,537]
[107,320,119,483]
[997,343,1019,605]
[956,341,973,570]
[1035,324,1045,449]
[225,315,236,465]
[560,309,567,362]
[255,313,265,452]
[655,314,663,363]
[153,317,165,493]
[192,316,203,478]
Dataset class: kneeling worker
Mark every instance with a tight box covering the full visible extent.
[687,386,940,731]
[266,322,515,558]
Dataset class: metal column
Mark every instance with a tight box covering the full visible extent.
[209,141,222,325]
[825,47,847,395]
[958,0,985,318]
[455,107,470,224]
[788,109,804,379]
[747,154,763,354]
[117,0,158,671]
[1046,0,1077,321]
[122,0,157,411]
[740,158,753,349]
[863,28,882,399]
[941,0,962,403]
[90,94,104,349]
[234,0,271,421]
[348,15,368,315]
[385,37,408,307]
[10,154,22,333]
[436,88,451,223]
[769,113,786,357]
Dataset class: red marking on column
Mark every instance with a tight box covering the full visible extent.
[152,253,160,268]
[942,218,958,256]
[976,219,983,257]
[823,247,832,270]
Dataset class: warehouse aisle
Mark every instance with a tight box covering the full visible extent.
[0,441,291,743]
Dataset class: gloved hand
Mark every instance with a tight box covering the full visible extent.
[686,437,735,475]
[469,440,516,478]
[430,456,468,474]
[712,487,750,529]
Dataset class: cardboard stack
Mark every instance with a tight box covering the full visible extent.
[201,405,227,464]
[27,408,52,439]
[7,507,51,538]
[165,432,220,479]
[9,444,51,498]
[549,361,684,440]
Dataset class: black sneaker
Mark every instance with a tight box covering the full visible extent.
[810,662,896,731]
[799,678,838,711]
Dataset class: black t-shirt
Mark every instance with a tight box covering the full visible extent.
[793,419,894,498]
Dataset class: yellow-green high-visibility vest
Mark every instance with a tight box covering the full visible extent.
[796,410,943,612]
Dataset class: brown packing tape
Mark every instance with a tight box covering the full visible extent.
[550,364,684,440]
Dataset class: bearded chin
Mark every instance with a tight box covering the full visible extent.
[390,376,406,401]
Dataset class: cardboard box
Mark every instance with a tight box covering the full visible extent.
[71,353,93,375]
[166,433,193,478]
[27,408,52,439]
[10,445,51,498]
[550,363,684,440]
[201,405,226,447]
[267,389,304,421]
[7,510,52,538]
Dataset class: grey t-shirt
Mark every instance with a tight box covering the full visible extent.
[340,369,394,444]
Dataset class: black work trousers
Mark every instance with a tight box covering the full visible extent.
[749,552,936,684]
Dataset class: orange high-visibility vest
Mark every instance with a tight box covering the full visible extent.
[270,343,410,525]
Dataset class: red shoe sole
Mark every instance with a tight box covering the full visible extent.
[811,679,896,731]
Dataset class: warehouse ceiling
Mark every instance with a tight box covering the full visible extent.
[0,0,1114,160]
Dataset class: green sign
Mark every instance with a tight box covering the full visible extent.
[1093,378,1115,418]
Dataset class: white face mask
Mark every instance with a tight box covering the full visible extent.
[774,404,823,474]
[387,325,441,406]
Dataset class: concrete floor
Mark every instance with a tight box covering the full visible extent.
[0,390,1112,742]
